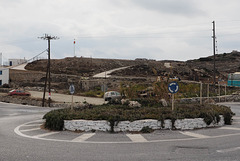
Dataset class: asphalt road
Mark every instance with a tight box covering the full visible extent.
[1,102,240,161]
[29,91,104,105]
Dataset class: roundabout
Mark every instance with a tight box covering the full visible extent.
[1,102,240,160]
[14,116,240,144]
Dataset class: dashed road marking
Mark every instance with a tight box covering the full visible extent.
[179,131,209,138]
[22,124,42,127]
[14,120,240,144]
[233,117,240,120]
[8,113,19,116]
[219,127,240,131]
[217,147,240,153]
[126,134,147,142]
[32,132,60,138]
[21,127,41,132]
[71,133,95,142]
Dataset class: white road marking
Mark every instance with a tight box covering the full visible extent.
[22,124,42,127]
[217,147,240,153]
[219,127,240,130]
[8,113,19,116]
[21,127,41,132]
[71,133,95,142]
[14,120,240,144]
[126,134,147,142]
[179,131,209,138]
[233,117,240,120]
[32,132,59,138]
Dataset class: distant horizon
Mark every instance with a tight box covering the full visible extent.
[3,49,238,65]
[1,1,240,62]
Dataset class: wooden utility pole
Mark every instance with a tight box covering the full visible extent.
[212,21,216,85]
[39,34,59,107]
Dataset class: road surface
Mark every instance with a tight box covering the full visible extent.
[8,63,27,71]
[1,102,240,161]
[30,91,104,105]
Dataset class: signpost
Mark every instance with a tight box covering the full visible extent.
[69,84,75,110]
[101,84,108,104]
[168,81,179,111]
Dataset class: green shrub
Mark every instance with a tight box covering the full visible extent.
[43,104,234,131]
[223,112,233,125]
[43,109,75,131]
[82,90,103,97]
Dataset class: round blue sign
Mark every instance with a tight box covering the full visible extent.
[168,81,179,94]
[69,84,75,94]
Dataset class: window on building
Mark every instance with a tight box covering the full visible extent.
[0,80,2,86]
[0,71,2,75]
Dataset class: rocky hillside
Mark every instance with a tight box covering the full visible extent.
[112,51,240,82]
[25,57,139,77]
[25,51,240,82]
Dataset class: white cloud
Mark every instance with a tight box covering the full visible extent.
[0,0,240,61]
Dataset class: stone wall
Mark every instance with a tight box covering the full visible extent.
[178,95,240,104]
[64,116,224,132]
[0,95,70,108]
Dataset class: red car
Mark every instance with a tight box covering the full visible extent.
[8,89,31,96]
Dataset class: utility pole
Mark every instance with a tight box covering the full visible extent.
[212,21,216,85]
[39,34,59,107]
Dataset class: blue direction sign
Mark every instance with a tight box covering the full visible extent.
[69,84,75,94]
[168,81,179,94]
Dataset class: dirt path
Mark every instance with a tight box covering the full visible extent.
[29,91,104,105]
[93,66,131,78]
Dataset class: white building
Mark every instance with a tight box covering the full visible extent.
[9,59,27,66]
[0,67,9,86]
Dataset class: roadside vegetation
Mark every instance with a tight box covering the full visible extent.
[120,81,238,100]
[43,81,236,132]
[80,86,104,98]
[43,102,234,131]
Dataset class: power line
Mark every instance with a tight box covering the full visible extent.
[38,34,59,107]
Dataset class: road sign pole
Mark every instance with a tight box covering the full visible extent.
[168,81,179,111]
[172,94,174,111]
[69,84,75,110]
[71,94,73,110]
[200,82,203,105]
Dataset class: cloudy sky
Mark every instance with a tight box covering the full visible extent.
[1,0,240,61]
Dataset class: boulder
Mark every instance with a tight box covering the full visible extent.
[160,99,168,107]
[129,101,141,107]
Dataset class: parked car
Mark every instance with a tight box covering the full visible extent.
[104,91,122,101]
[8,89,31,96]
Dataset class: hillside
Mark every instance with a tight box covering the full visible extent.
[25,51,240,83]
[25,57,139,77]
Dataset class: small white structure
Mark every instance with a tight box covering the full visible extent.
[0,67,9,86]
[9,59,27,66]
[164,63,171,68]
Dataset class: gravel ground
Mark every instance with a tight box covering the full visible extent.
[29,91,104,105]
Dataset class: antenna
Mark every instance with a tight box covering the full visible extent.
[212,21,216,85]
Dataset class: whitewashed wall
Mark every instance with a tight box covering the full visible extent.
[0,68,9,85]
[64,116,224,132]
